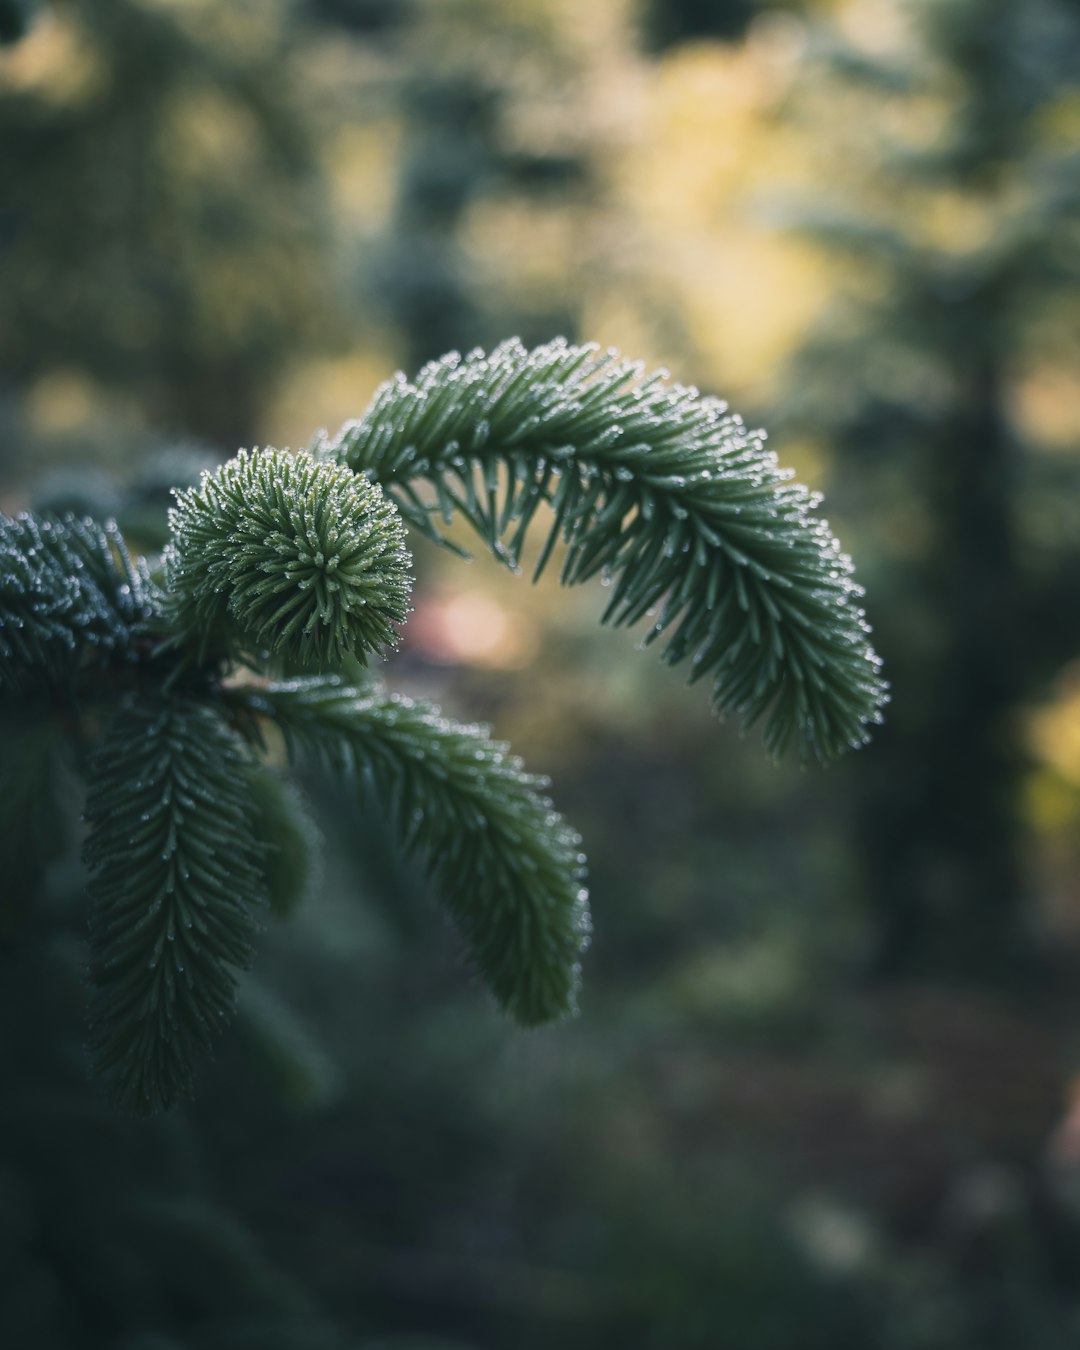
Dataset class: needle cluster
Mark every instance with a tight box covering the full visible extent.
[0,340,885,1111]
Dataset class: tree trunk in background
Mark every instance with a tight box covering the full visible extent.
[861,345,1031,981]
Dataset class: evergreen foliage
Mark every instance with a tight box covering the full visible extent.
[0,340,884,1109]
[236,675,591,1025]
[167,447,412,670]
[326,339,887,761]
[84,699,266,1112]
[0,512,156,695]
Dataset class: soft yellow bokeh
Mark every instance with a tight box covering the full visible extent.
[261,348,402,449]
[1030,674,1080,792]
[0,6,105,102]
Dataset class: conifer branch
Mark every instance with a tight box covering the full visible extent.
[84,698,268,1112]
[233,675,591,1025]
[1,336,888,1111]
[0,512,157,695]
[325,338,887,760]
[166,447,412,670]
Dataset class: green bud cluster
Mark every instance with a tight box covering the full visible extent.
[167,447,412,669]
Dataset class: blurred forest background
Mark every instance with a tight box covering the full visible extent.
[2,0,1080,1346]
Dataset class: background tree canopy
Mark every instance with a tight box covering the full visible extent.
[2,1,1080,1347]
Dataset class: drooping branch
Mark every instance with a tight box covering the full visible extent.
[84,698,268,1112]
[324,339,887,761]
[235,675,590,1026]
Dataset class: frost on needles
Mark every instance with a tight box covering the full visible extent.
[0,339,887,1112]
[326,338,887,762]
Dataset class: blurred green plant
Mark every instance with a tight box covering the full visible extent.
[0,0,338,452]
[0,0,35,45]
[775,0,1080,979]
[0,339,885,1112]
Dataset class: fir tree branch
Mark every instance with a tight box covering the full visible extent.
[166,447,412,670]
[84,698,268,1112]
[0,512,157,696]
[248,768,323,920]
[233,675,590,1025]
[323,338,887,761]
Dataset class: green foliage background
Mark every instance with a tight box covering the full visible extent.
[2,0,1080,1347]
